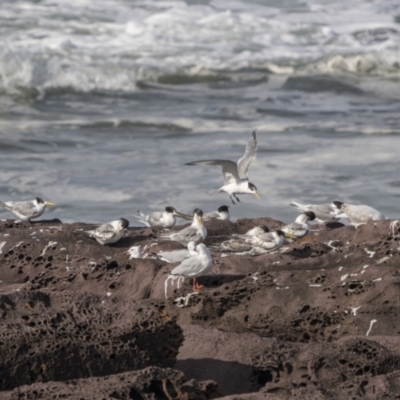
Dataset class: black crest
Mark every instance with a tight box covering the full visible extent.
[332,201,344,210]
[119,218,129,229]
[218,205,229,212]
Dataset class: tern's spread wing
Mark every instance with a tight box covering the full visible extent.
[185,159,240,185]
[237,130,257,180]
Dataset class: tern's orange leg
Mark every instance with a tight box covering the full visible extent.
[192,278,204,292]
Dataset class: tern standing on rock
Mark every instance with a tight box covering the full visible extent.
[0,197,55,222]
[168,243,212,292]
[185,130,260,205]
[332,201,385,225]
[160,208,207,245]
[289,201,340,224]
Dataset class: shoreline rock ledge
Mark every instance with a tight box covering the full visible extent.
[1,217,400,399]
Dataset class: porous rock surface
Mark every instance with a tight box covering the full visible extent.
[1,216,400,398]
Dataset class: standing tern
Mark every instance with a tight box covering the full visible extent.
[85,218,129,245]
[160,208,207,245]
[156,241,198,263]
[289,201,340,224]
[0,197,55,222]
[179,205,230,222]
[185,131,260,204]
[132,206,185,228]
[168,243,212,291]
[332,201,385,226]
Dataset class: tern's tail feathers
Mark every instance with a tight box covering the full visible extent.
[131,211,151,227]
[289,201,306,211]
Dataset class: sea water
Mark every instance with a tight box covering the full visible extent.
[0,0,399,224]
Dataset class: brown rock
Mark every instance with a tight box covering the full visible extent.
[1,366,220,399]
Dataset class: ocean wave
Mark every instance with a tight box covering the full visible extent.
[1,0,400,96]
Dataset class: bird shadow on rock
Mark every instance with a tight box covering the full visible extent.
[324,222,346,230]
[200,274,247,289]
[175,358,261,396]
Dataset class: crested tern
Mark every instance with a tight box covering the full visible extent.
[185,130,260,204]
[290,201,340,223]
[85,218,129,245]
[168,242,212,291]
[132,206,184,228]
[160,208,207,245]
[179,205,230,222]
[0,197,55,221]
[214,229,286,255]
[332,201,385,225]
[156,241,198,263]
[281,211,316,240]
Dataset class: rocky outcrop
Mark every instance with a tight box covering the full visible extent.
[1,216,400,398]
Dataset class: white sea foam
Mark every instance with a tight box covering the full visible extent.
[1,0,400,95]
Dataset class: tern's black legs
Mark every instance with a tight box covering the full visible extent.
[229,194,241,205]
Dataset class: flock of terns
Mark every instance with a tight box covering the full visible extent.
[0,131,387,293]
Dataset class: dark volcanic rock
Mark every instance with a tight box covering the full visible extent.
[1,366,220,399]
[0,290,182,391]
[1,217,400,398]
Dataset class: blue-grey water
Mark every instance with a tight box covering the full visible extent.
[1,0,400,224]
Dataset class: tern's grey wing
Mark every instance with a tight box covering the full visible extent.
[172,226,201,243]
[203,211,219,221]
[220,239,253,252]
[148,211,164,226]
[93,224,116,240]
[157,249,190,263]
[9,201,36,215]
[170,256,205,277]
[237,130,257,180]
[185,159,240,185]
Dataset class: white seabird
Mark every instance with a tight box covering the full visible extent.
[85,218,129,245]
[185,131,260,204]
[281,211,316,240]
[156,241,198,263]
[332,201,385,226]
[160,208,207,245]
[168,243,212,291]
[0,197,55,222]
[132,206,185,228]
[289,201,340,223]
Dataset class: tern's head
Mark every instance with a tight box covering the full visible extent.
[304,211,316,221]
[218,205,229,213]
[193,208,203,225]
[248,182,260,200]
[165,206,177,214]
[114,218,129,232]
[275,229,286,238]
[332,201,344,210]
[36,197,55,207]
[187,241,197,253]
